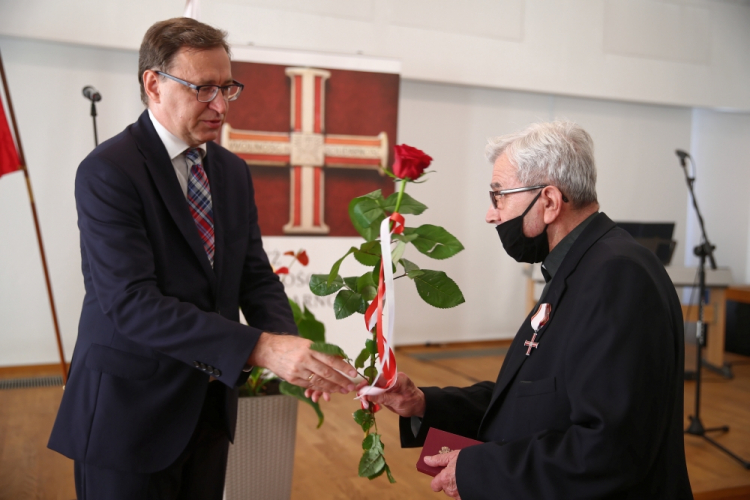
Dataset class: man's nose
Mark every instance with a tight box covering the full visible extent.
[486,206,500,224]
[210,94,228,114]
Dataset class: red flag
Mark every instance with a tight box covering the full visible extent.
[0,98,20,177]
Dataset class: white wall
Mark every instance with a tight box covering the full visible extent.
[685,109,750,283]
[1,0,749,110]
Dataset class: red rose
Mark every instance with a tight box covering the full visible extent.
[392,144,432,180]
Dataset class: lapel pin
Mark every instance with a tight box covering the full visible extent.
[525,303,551,356]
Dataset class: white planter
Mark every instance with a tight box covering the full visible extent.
[225,395,298,500]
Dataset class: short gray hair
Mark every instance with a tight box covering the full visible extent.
[486,121,597,207]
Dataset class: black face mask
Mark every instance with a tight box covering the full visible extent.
[495,191,549,263]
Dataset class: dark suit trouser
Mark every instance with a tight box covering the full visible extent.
[74,382,229,500]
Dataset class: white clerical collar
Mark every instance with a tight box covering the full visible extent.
[147,109,207,160]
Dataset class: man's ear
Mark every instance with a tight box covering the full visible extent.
[542,186,564,225]
[142,70,161,104]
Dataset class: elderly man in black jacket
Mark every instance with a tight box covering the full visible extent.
[369,121,693,499]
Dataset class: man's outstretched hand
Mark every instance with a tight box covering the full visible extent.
[248,333,357,396]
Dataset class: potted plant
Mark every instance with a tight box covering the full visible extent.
[225,250,326,500]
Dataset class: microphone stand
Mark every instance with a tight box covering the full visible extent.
[680,154,750,469]
[90,100,99,147]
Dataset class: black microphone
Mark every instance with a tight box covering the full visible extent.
[675,149,690,167]
[82,86,102,102]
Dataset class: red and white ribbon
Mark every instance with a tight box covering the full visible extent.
[357,213,405,406]
[531,303,551,332]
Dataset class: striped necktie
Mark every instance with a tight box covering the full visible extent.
[185,148,215,267]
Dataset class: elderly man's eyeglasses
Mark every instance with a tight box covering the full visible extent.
[156,71,244,102]
[489,185,547,209]
[489,185,569,209]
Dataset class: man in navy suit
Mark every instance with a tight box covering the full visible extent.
[368,122,693,499]
[49,17,357,499]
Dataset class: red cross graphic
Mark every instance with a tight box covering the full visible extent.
[221,67,388,234]
[524,333,539,356]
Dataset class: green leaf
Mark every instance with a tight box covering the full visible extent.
[297,306,325,343]
[279,381,324,428]
[360,286,377,302]
[333,289,367,319]
[327,247,357,285]
[309,274,344,296]
[353,409,374,432]
[394,232,419,243]
[353,241,382,266]
[351,192,386,229]
[363,365,377,380]
[383,192,427,215]
[356,271,376,290]
[371,260,381,285]
[310,342,348,359]
[404,225,464,260]
[400,258,420,273]
[354,347,370,369]
[365,338,378,355]
[287,297,302,323]
[384,464,396,483]
[344,276,358,291]
[362,433,383,451]
[391,240,407,264]
[407,269,425,279]
[413,270,466,309]
[359,448,385,478]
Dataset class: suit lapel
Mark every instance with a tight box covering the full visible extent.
[203,144,225,298]
[479,213,617,432]
[131,111,217,294]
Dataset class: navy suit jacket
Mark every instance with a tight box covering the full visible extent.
[401,213,693,499]
[49,111,296,473]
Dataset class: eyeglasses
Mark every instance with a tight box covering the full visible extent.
[156,71,244,102]
[489,185,569,209]
[489,185,547,209]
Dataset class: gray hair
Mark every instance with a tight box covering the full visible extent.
[485,121,597,207]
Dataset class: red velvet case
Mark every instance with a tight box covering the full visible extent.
[416,427,482,476]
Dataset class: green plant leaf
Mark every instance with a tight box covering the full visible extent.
[384,464,396,483]
[371,260,381,286]
[404,225,464,260]
[288,298,302,323]
[413,270,466,309]
[309,274,344,296]
[391,240,407,264]
[365,338,378,355]
[353,241,382,266]
[360,286,377,302]
[310,342,348,359]
[344,276,358,291]
[400,258,420,273]
[407,269,425,279]
[351,192,386,229]
[297,306,325,343]
[333,289,366,319]
[327,247,357,285]
[383,192,427,215]
[353,409,374,432]
[279,381,324,428]
[354,347,370,369]
[363,365,377,380]
[359,447,386,478]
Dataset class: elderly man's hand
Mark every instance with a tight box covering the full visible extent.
[424,450,461,499]
[363,371,426,418]
[248,333,357,395]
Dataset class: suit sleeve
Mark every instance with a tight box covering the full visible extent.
[76,156,258,387]
[455,256,680,499]
[400,382,495,447]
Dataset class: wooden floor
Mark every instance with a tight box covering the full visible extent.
[1,343,749,499]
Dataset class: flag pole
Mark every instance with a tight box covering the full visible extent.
[0,50,67,384]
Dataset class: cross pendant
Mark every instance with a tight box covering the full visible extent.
[524,332,540,356]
